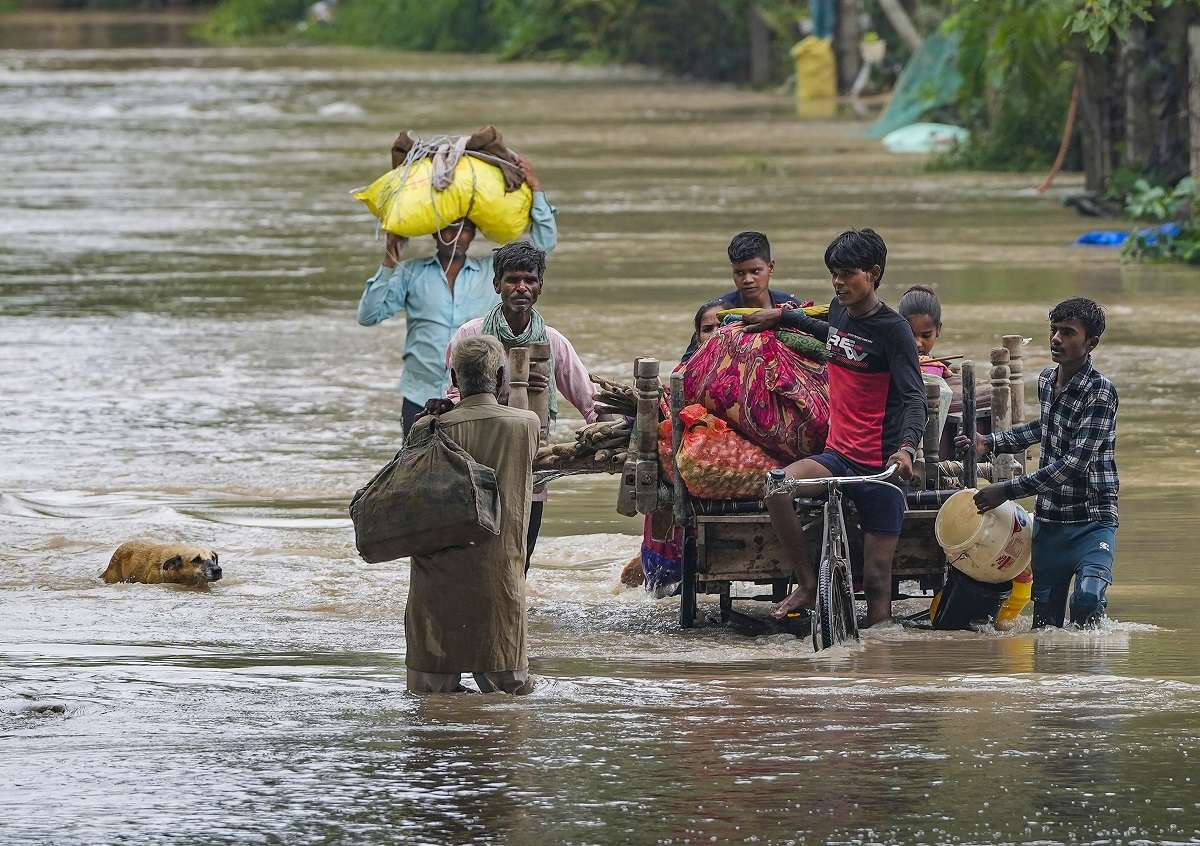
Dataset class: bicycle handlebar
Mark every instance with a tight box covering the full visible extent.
[764,464,899,498]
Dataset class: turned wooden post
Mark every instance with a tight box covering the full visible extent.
[923,381,942,491]
[634,358,661,514]
[990,347,1011,482]
[1002,335,1026,473]
[670,372,687,527]
[506,347,530,411]
[615,358,641,517]
[616,451,638,517]
[961,361,978,488]
[528,341,551,441]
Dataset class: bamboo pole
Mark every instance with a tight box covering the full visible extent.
[961,361,977,488]
[990,347,1011,482]
[634,358,661,514]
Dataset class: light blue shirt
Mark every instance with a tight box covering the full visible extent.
[356,192,558,406]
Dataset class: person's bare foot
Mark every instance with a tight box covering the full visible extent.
[863,606,893,628]
[770,585,814,619]
[619,555,644,588]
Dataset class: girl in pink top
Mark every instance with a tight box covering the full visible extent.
[900,284,952,436]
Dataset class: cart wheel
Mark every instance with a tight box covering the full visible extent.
[812,556,859,652]
[680,544,698,629]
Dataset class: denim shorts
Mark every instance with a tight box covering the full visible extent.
[810,451,906,536]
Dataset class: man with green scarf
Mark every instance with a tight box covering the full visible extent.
[432,241,600,573]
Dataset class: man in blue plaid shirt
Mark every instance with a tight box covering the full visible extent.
[959,298,1118,628]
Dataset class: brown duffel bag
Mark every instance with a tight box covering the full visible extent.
[349,416,501,563]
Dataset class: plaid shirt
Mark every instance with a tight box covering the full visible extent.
[989,358,1119,526]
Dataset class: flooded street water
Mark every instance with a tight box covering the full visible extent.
[3,20,1200,844]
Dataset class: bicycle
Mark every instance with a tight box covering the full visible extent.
[764,464,900,652]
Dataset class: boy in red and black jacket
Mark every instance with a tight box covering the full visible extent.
[745,228,926,626]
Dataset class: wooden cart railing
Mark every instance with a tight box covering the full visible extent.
[615,337,1029,628]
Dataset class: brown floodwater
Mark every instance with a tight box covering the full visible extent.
[2,17,1200,845]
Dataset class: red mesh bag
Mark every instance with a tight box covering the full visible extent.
[658,404,778,500]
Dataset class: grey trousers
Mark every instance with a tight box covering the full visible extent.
[406,668,534,695]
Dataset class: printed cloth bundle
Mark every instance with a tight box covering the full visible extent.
[682,323,829,462]
[657,404,779,500]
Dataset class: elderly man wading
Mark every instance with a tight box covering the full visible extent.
[405,335,540,695]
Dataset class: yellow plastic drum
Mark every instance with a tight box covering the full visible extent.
[934,489,1032,584]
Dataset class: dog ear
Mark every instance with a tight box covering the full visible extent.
[210,551,218,565]
[162,555,182,571]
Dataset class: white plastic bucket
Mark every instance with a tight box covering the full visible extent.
[934,489,1033,584]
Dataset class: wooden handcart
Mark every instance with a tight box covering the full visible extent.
[615,337,1031,631]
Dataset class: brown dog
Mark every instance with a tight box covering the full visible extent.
[102,542,222,587]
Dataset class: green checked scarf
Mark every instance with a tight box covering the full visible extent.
[481,304,558,420]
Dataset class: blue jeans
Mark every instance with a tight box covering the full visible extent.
[1031,519,1116,627]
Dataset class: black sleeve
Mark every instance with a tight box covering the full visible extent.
[779,301,831,341]
[885,319,927,450]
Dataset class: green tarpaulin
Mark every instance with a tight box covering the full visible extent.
[867,31,961,139]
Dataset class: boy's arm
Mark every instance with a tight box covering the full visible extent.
[357,262,408,326]
[886,320,928,458]
[989,419,1041,454]
[1001,388,1116,500]
[777,302,831,341]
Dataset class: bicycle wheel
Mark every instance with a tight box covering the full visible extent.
[812,555,859,651]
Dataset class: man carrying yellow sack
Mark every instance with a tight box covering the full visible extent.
[356,154,557,435]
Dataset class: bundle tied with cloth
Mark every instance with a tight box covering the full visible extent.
[682,307,831,464]
[349,416,501,563]
[354,125,533,242]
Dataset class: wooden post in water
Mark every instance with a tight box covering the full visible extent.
[615,357,641,517]
[923,381,942,491]
[1002,334,1026,474]
[506,347,530,411]
[990,347,1011,482]
[634,358,661,515]
[961,361,978,488]
[527,341,551,442]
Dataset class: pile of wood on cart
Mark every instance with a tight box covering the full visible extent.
[531,374,640,474]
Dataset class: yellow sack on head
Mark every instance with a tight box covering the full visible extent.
[462,157,533,243]
[353,156,532,243]
[354,157,471,238]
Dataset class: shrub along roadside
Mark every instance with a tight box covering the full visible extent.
[197,0,794,83]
